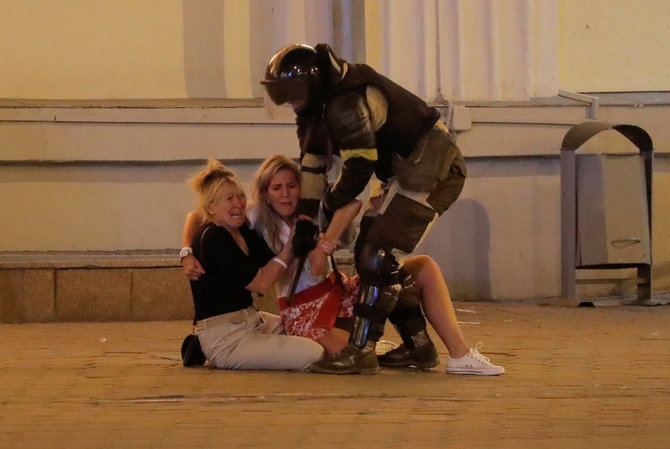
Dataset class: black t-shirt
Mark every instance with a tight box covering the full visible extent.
[190,222,275,322]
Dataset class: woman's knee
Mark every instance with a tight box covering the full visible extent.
[405,254,433,273]
[285,338,324,369]
[406,255,442,286]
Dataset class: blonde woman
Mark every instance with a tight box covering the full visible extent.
[185,160,323,370]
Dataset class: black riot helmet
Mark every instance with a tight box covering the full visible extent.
[261,44,323,111]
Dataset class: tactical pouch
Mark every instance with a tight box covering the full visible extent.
[367,194,436,254]
[426,156,466,215]
[392,126,457,192]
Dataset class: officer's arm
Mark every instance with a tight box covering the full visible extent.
[295,115,329,219]
[324,91,377,212]
[295,152,328,219]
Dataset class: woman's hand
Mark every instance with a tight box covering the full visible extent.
[306,233,338,276]
[182,255,205,281]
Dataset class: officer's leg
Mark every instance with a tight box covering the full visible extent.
[374,134,466,369]
[361,186,442,369]
[309,242,400,374]
[377,266,439,369]
[373,156,465,368]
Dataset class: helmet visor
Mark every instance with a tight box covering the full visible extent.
[263,88,292,120]
[261,80,308,106]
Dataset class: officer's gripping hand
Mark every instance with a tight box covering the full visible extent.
[292,219,319,259]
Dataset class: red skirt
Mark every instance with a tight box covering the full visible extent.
[277,271,359,342]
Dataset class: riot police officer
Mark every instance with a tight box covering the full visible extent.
[261,43,466,374]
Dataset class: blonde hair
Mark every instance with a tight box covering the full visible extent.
[189,159,245,224]
[250,155,301,252]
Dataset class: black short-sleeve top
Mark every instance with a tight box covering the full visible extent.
[190,222,276,322]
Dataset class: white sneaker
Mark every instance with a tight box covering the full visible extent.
[446,342,505,375]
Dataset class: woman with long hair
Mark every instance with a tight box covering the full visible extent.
[247,155,361,354]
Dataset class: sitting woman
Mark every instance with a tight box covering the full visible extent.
[247,155,362,355]
[183,156,504,375]
[185,159,323,370]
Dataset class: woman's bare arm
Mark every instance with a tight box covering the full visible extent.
[245,238,294,293]
[182,211,202,247]
[181,211,205,280]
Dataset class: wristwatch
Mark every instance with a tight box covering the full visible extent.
[179,247,193,259]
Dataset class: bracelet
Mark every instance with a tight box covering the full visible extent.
[271,257,288,269]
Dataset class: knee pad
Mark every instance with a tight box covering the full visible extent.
[349,245,402,347]
[355,243,400,286]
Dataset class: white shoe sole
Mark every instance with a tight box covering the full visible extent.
[446,367,505,376]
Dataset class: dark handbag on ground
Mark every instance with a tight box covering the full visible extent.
[181,334,206,367]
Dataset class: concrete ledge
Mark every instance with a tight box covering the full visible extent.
[0,251,355,323]
[0,251,192,323]
[0,250,180,269]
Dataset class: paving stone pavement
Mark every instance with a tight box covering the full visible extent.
[1,302,669,449]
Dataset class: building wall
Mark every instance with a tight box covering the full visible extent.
[2,1,670,302]
[2,99,669,302]
[0,0,186,99]
[1,1,668,99]
[558,0,670,92]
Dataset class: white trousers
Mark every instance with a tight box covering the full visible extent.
[195,307,324,371]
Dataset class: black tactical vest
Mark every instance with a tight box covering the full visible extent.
[333,63,440,158]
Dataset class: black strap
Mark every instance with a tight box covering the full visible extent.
[353,303,389,323]
[286,254,307,305]
[329,255,344,288]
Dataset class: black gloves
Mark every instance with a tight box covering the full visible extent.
[292,219,319,259]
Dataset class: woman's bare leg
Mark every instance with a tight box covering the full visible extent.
[402,255,469,358]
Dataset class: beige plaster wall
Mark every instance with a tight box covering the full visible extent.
[559,0,670,92]
[0,0,332,99]
[2,1,669,100]
[0,0,186,99]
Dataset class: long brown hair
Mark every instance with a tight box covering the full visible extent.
[250,155,301,252]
